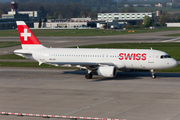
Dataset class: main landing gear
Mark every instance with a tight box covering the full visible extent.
[85,73,93,79]
[151,69,156,79]
[85,70,93,79]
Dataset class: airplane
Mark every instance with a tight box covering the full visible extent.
[14,21,178,79]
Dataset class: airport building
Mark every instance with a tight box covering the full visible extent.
[166,23,180,27]
[34,21,88,29]
[34,18,97,29]
[0,1,37,29]
[98,12,154,21]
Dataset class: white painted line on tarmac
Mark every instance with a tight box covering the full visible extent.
[162,38,180,42]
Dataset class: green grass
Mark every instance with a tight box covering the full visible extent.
[0,30,18,37]
[0,41,20,48]
[1,27,180,37]
[0,62,76,69]
[0,62,50,68]
[0,54,25,59]
[156,64,180,73]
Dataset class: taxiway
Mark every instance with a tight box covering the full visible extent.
[0,67,180,120]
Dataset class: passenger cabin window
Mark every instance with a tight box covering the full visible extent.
[160,55,171,59]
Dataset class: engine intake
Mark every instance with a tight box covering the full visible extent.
[97,66,117,77]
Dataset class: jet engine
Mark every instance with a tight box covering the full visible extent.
[97,66,117,77]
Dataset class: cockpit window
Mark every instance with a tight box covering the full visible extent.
[160,55,171,59]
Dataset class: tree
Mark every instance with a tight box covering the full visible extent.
[172,0,180,8]
[120,7,137,13]
[96,6,100,12]
[80,11,85,18]
[58,14,63,19]
[136,20,143,28]
[174,16,180,22]
[143,16,152,27]
[43,18,47,22]
[120,8,126,13]
[122,23,132,29]
[46,13,52,19]
[121,0,127,4]
[38,18,42,28]
[39,6,45,18]
[126,23,132,29]
[145,8,147,13]
[53,12,58,19]
[0,10,4,18]
[159,12,170,26]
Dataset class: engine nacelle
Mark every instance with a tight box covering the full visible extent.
[97,66,117,77]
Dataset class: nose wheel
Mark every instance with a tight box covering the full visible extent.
[151,69,156,79]
[152,74,156,79]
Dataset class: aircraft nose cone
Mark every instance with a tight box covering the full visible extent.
[172,59,178,67]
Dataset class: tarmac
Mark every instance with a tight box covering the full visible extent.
[0,67,180,120]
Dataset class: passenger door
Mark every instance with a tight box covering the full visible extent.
[148,52,154,63]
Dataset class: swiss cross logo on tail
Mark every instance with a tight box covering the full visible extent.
[16,21,41,45]
[21,29,31,41]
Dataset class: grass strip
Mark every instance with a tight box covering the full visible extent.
[0,41,20,48]
[156,64,180,73]
[1,27,180,37]
[0,54,26,59]
[0,62,76,69]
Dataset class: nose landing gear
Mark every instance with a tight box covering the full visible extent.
[151,69,156,79]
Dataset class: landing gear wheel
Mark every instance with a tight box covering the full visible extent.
[152,74,156,79]
[85,73,93,79]
[150,69,156,79]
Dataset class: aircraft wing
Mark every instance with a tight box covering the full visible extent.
[48,61,125,70]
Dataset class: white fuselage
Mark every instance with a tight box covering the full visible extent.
[18,48,177,70]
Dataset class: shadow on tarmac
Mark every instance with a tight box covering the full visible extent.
[63,70,180,81]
